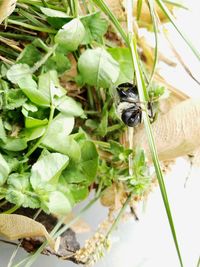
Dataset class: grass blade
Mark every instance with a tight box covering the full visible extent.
[136,0,143,20]
[156,0,200,61]
[146,0,159,87]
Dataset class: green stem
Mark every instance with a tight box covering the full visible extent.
[7,19,56,33]
[18,0,66,11]
[41,0,48,7]
[93,140,110,148]
[31,44,58,73]
[146,0,159,87]
[25,105,55,158]
[73,0,78,17]
[162,0,188,10]
[0,32,35,41]
[105,194,132,238]
[87,87,95,109]
[0,200,7,208]
[2,205,20,214]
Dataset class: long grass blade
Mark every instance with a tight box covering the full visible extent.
[146,0,159,87]
[136,0,143,20]
[156,0,200,61]
[163,0,189,10]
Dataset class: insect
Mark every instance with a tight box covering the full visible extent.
[116,82,153,127]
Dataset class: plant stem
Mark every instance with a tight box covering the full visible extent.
[73,0,78,17]
[18,0,66,11]
[0,32,35,41]
[31,44,58,73]
[146,0,159,87]
[0,200,7,208]
[7,19,56,33]
[2,205,20,214]
[93,140,110,148]
[105,193,132,239]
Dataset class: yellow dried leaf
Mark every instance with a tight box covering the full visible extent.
[0,0,17,24]
[100,183,126,210]
[0,214,55,249]
[134,98,200,161]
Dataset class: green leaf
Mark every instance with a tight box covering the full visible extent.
[30,152,69,190]
[0,153,10,185]
[6,64,32,85]
[5,89,27,110]
[81,12,108,44]
[0,117,7,143]
[7,172,30,192]
[22,87,50,107]
[68,184,89,203]
[97,98,110,137]
[108,47,133,84]
[38,70,65,101]
[6,177,41,208]
[6,189,25,206]
[79,140,99,181]
[97,109,108,137]
[24,126,46,141]
[46,191,72,215]
[56,96,84,117]
[40,7,70,18]
[78,48,120,88]
[25,117,48,129]
[44,53,71,74]
[22,102,38,117]
[2,137,27,151]
[6,64,49,106]
[17,44,42,67]
[22,70,64,107]
[55,18,86,51]
[63,140,98,184]
[41,113,77,156]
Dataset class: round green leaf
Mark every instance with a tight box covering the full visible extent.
[78,48,120,88]
[55,18,85,51]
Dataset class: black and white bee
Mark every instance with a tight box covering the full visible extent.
[115,82,153,127]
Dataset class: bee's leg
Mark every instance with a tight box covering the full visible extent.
[147,101,155,122]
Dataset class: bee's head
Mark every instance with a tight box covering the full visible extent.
[116,82,138,102]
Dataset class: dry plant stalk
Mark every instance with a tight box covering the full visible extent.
[134,98,200,161]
